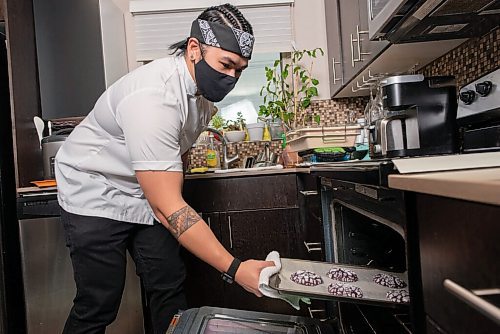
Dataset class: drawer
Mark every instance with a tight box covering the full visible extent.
[417,194,500,334]
[184,174,298,212]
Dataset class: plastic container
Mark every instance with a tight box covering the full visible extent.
[246,123,265,141]
[225,130,246,142]
[286,125,361,153]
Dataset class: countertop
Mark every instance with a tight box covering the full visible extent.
[388,167,500,206]
[184,167,310,179]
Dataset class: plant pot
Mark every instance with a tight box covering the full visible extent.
[224,130,246,142]
[246,123,265,141]
[269,122,284,140]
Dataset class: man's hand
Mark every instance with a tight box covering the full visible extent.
[235,260,275,297]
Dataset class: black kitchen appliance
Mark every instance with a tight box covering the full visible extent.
[368,0,500,43]
[369,74,459,158]
[457,68,500,152]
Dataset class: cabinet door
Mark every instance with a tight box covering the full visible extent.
[325,0,344,97]
[182,212,224,308]
[297,175,324,261]
[417,194,500,334]
[338,0,390,87]
[219,209,305,315]
[339,0,364,83]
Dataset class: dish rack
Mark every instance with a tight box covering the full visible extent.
[286,125,361,152]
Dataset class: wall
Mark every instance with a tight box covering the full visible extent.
[292,0,330,100]
[110,0,138,70]
[419,26,500,88]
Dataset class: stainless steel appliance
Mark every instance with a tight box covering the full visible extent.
[41,129,71,180]
[368,0,500,43]
[457,68,500,152]
[167,307,335,333]
[17,192,144,334]
[368,74,459,158]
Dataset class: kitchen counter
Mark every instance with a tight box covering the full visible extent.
[388,167,500,206]
[185,167,310,179]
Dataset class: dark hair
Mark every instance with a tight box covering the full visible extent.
[169,3,253,55]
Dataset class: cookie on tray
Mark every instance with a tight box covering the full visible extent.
[327,282,363,298]
[386,289,410,303]
[373,273,407,288]
[326,267,358,282]
[290,270,323,286]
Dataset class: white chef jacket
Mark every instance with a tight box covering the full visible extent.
[55,56,213,225]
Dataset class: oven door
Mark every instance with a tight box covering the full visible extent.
[167,307,335,334]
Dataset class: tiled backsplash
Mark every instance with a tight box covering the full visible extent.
[419,27,499,88]
[188,97,367,169]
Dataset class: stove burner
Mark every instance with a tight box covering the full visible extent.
[373,273,407,288]
[326,267,359,282]
[386,289,410,303]
[328,282,363,298]
[290,270,323,286]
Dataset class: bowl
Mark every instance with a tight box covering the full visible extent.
[225,130,246,142]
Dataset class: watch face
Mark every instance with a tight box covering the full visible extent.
[221,272,234,284]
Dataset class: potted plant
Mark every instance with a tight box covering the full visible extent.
[223,112,246,142]
[258,48,324,131]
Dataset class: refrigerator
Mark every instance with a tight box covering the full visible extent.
[1,22,27,334]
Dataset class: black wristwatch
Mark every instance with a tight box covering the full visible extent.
[221,258,241,284]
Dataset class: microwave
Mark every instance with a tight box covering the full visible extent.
[368,0,500,43]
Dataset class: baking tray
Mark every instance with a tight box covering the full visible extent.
[269,258,410,307]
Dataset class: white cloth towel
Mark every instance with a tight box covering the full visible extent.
[258,251,310,310]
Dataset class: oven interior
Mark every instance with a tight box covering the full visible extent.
[322,186,413,333]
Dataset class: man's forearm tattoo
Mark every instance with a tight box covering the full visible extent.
[166,205,201,238]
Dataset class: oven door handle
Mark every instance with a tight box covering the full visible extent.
[303,241,323,253]
[444,279,500,325]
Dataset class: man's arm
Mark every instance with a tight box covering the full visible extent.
[136,170,272,296]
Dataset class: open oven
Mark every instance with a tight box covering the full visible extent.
[168,172,419,334]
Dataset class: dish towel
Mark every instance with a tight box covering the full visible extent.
[258,251,311,310]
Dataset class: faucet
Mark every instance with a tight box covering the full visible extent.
[205,128,239,169]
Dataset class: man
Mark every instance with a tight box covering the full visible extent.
[55,4,273,334]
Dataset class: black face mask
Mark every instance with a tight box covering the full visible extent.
[195,57,238,102]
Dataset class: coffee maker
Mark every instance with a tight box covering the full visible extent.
[369,74,459,158]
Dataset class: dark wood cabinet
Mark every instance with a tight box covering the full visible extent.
[182,212,224,308]
[182,173,324,316]
[220,209,300,260]
[416,194,500,334]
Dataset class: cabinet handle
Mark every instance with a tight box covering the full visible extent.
[332,57,341,83]
[299,190,318,196]
[228,216,233,249]
[350,33,356,67]
[444,279,500,325]
[355,25,371,62]
[207,216,211,229]
[303,241,322,253]
[308,307,326,319]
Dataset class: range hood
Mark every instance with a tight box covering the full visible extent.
[369,0,500,43]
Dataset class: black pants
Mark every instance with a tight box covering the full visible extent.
[61,209,187,334]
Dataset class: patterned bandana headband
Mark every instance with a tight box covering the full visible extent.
[190,19,255,59]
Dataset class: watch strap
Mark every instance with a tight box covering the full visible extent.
[222,258,241,284]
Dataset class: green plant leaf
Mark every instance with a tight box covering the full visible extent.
[314,115,321,124]
[311,78,319,85]
[301,98,311,109]
[274,59,280,67]
[308,87,319,96]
